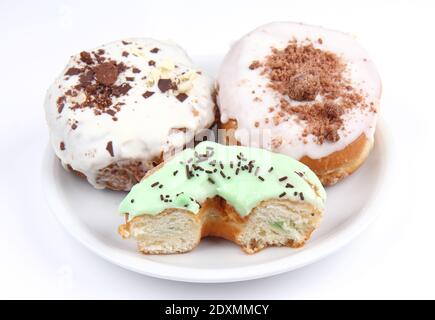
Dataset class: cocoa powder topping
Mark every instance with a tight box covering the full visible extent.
[254,40,367,144]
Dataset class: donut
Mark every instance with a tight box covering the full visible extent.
[118,141,326,254]
[217,22,381,186]
[44,38,215,191]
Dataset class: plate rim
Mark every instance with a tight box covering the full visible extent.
[42,119,392,283]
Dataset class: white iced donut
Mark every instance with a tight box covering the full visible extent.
[44,38,215,191]
[217,22,381,185]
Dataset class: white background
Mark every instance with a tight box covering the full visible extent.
[1,0,434,299]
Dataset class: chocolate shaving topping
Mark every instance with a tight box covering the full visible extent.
[57,96,65,113]
[121,40,131,45]
[60,142,65,151]
[125,77,135,81]
[142,91,155,99]
[132,67,141,73]
[80,51,93,65]
[249,60,261,70]
[106,141,114,157]
[78,69,95,87]
[93,62,119,86]
[106,109,116,116]
[150,48,159,53]
[176,93,188,102]
[65,67,82,76]
[93,53,105,64]
[158,79,173,93]
[148,60,156,66]
[63,54,132,118]
[112,83,132,97]
[122,51,129,57]
[116,62,128,73]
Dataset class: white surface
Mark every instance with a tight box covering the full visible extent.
[0,0,434,299]
[43,123,387,283]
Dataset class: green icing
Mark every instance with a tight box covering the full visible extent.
[119,141,326,219]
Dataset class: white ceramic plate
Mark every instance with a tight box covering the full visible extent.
[42,120,390,283]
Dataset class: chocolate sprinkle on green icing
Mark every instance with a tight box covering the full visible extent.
[119,141,326,219]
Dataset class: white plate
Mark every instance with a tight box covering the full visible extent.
[43,121,390,283]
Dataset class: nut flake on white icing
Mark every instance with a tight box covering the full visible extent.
[44,38,215,189]
[217,22,381,160]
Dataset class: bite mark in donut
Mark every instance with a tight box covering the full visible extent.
[118,141,326,254]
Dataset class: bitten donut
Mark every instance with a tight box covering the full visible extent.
[217,22,381,186]
[118,141,326,254]
[44,38,215,191]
